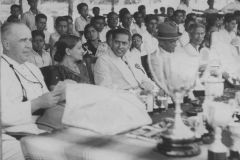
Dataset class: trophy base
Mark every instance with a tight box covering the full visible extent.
[157,142,201,157]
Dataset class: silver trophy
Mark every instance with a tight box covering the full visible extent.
[148,52,201,156]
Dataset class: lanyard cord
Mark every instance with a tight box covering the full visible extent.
[2,56,28,102]
[2,56,43,101]
[23,64,43,88]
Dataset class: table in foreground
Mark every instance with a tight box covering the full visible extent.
[21,105,222,160]
[21,127,212,160]
[21,88,236,160]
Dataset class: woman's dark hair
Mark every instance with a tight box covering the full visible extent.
[54,35,81,62]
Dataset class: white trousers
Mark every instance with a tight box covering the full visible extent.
[3,137,25,160]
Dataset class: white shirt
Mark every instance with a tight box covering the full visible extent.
[183,43,200,56]
[131,23,147,36]
[210,43,240,78]
[49,32,60,48]
[211,29,236,47]
[99,26,109,42]
[119,23,138,35]
[74,15,90,32]
[128,48,143,65]
[44,29,51,44]
[177,3,192,14]
[141,31,159,56]
[1,54,48,134]
[178,24,185,34]
[178,30,190,48]
[21,9,41,31]
[28,50,52,68]
[222,0,240,13]
[95,42,111,58]
[94,50,139,90]
[183,43,205,91]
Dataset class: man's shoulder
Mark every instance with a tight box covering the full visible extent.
[97,52,111,61]
[42,50,51,58]
[22,10,31,16]
[25,61,40,69]
[75,16,86,22]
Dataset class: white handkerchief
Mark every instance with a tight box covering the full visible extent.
[62,84,152,135]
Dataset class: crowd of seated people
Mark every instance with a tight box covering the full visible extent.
[2,0,240,159]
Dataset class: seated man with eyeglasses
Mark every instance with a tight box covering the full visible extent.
[1,22,62,160]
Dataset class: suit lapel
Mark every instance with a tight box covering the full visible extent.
[107,52,140,86]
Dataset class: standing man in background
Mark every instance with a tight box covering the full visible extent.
[22,0,41,31]
[75,3,91,40]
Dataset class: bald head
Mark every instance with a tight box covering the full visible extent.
[1,22,32,64]
[1,22,25,41]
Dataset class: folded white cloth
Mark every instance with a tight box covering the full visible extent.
[62,84,152,135]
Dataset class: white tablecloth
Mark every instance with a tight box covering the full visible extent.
[21,127,210,160]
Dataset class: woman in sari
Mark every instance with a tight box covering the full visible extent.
[41,34,93,91]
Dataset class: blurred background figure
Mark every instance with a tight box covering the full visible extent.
[138,5,146,19]
[21,0,41,31]
[106,11,119,30]
[28,30,52,68]
[177,0,192,14]
[205,0,219,14]
[92,6,100,17]
[166,7,174,18]
[10,4,21,20]
[75,3,91,40]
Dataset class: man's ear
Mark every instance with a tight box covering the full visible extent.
[128,40,132,49]
[65,48,71,56]
[2,40,10,51]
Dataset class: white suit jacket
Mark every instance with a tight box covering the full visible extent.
[211,29,236,47]
[148,47,200,95]
[94,50,153,90]
[1,54,48,134]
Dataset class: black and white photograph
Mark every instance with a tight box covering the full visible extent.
[1,0,240,159]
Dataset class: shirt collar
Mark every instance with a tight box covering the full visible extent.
[159,47,171,55]
[189,43,200,52]
[109,49,127,61]
[2,54,22,68]
[80,15,89,22]
[32,49,46,56]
